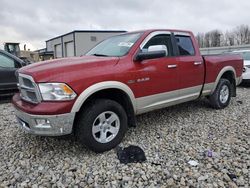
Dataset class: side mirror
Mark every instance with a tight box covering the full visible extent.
[134,50,166,62]
[148,45,168,56]
[134,45,167,62]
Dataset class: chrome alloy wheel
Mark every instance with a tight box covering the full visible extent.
[92,111,120,143]
[219,85,229,104]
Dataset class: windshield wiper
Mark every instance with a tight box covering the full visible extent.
[92,53,109,57]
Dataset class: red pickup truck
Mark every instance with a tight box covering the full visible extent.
[12,29,243,152]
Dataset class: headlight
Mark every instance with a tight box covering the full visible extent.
[246,65,250,68]
[38,83,77,101]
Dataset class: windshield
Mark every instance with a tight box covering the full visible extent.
[232,51,250,60]
[86,32,142,57]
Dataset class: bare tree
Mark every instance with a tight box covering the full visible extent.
[224,31,235,46]
[198,24,250,48]
[209,30,222,47]
[196,33,205,48]
[204,33,211,47]
[233,25,250,45]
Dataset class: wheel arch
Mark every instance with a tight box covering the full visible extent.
[211,66,236,96]
[71,81,137,127]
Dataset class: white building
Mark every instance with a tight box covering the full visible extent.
[46,30,126,58]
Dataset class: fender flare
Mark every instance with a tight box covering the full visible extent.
[211,66,236,93]
[71,81,136,113]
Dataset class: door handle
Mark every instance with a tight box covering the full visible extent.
[194,62,202,65]
[167,64,177,68]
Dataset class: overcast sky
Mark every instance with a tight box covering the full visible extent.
[1,0,250,50]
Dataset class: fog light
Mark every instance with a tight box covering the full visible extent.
[243,68,246,73]
[35,119,51,128]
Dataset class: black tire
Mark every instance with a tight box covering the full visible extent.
[209,78,232,109]
[75,99,128,153]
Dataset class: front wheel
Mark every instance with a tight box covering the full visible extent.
[209,78,232,109]
[75,99,128,152]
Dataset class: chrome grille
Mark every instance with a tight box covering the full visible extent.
[18,73,41,104]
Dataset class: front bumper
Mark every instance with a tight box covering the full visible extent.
[15,107,75,136]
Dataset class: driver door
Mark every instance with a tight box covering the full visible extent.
[133,32,180,113]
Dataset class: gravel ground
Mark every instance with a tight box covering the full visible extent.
[0,87,249,187]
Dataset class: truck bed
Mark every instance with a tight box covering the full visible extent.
[202,54,243,85]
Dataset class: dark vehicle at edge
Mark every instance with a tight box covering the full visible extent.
[0,49,27,96]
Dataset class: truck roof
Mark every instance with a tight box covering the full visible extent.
[128,29,193,35]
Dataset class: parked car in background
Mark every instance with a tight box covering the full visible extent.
[0,50,27,96]
[230,50,250,84]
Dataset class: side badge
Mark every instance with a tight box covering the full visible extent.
[127,80,136,84]
[137,77,150,82]
[127,78,150,84]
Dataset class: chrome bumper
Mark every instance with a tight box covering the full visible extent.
[14,108,75,136]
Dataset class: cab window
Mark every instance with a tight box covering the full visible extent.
[142,34,173,57]
[175,35,195,56]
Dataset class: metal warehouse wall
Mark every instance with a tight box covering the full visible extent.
[200,44,250,55]
[62,33,74,57]
[46,34,74,58]
[46,31,126,58]
[46,38,61,53]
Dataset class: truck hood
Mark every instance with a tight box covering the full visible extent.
[19,56,119,82]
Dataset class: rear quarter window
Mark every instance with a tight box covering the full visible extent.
[175,35,195,56]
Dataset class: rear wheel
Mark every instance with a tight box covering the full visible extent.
[75,99,128,152]
[209,78,232,109]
